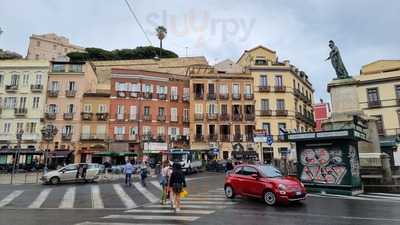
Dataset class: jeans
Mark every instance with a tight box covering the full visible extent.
[125,173,132,186]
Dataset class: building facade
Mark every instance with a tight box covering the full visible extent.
[0,60,49,164]
[44,61,97,164]
[26,33,84,61]
[237,46,315,162]
[188,64,256,160]
[313,99,331,131]
[109,69,190,163]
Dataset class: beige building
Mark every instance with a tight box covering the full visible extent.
[238,46,315,162]
[0,60,49,164]
[26,33,84,61]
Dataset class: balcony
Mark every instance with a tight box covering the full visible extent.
[244,93,254,100]
[114,134,126,141]
[194,134,204,142]
[47,90,59,97]
[96,113,109,121]
[142,134,153,141]
[183,116,190,123]
[143,114,152,121]
[116,113,125,121]
[81,112,93,120]
[157,115,166,122]
[62,133,73,141]
[207,93,217,100]
[244,113,255,121]
[258,85,271,92]
[259,109,272,116]
[194,94,204,100]
[157,93,167,100]
[207,113,218,121]
[245,134,254,142]
[170,117,179,123]
[30,84,43,92]
[233,134,242,142]
[155,135,165,142]
[143,92,153,99]
[294,89,301,97]
[195,113,204,121]
[232,114,242,121]
[219,93,229,100]
[368,100,381,108]
[232,93,241,100]
[208,134,218,142]
[45,112,57,120]
[129,134,138,142]
[219,113,230,121]
[63,112,74,120]
[220,134,231,142]
[274,86,286,92]
[65,90,77,97]
[5,84,18,92]
[117,91,127,98]
[22,133,39,141]
[81,133,107,141]
[183,95,190,102]
[170,95,179,101]
[129,114,138,121]
[129,91,140,98]
[14,108,27,116]
[275,109,288,116]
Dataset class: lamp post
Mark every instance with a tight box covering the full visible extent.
[11,129,24,184]
[41,124,58,174]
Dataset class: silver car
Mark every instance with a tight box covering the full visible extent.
[41,163,101,185]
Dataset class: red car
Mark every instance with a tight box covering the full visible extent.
[224,164,307,205]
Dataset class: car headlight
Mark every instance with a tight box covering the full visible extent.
[278,184,287,191]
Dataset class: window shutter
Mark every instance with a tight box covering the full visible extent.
[150,84,153,92]
[142,84,146,92]
[122,126,125,134]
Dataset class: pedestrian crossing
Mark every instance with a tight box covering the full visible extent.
[74,188,235,225]
[309,192,400,203]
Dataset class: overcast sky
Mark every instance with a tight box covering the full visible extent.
[1,0,399,101]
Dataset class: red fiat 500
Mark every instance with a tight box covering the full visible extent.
[224,164,307,205]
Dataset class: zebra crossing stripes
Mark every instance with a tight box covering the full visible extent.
[59,187,76,208]
[0,190,24,207]
[150,180,163,191]
[126,209,215,214]
[91,185,104,209]
[28,188,52,208]
[76,223,175,225]
[112,184,137,208]
[103,215,200,221]
[133,182,159,203]
[146,204,228,209]
[309,192,400,203]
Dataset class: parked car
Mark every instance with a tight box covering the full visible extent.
[224,164,307,205]
[41,163,102,185]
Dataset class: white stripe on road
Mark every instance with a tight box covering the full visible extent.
[359,194,400,201]
[28,188,52,208]
[184,197,227,201]
[150,180,163,191]
[59,187,75,208]
[180,200,236,205]
[125,209,215,214]
[103,214,199,221]
[91,185,104,209]
[146,204,227,209]
[0,190,24,207]
[112,184,137,208]
[76,222,175,225]
[133,182,159,203]
[367,192,400,198]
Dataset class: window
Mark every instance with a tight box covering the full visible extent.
[262,123,271,134]
[241,166,258,176]
[50,81,59,91]
[83,104,92,113]
[195,124,203,135]
[234,166,243,174]
[143,84,152,93]
[26,122,36,133]
[129,83,140,92]
[367,88,379,102]
[129,105,137,120]
[278,123,286,135]
[22,73,29,86]
[261,99,269,110]
[98,104,107,113]
[32,97,40,109]
[0,73,3,87]
[157,85,167,94]
[208,83,215,94]
[244,84,252,94]
[221,104,228,114]
[183,87,190,98]
[4,97,17,109]
[259,165,282,178]
[158,107,165,116]
[68,81,76,91]
[11,74,19,86]
[219,84,228,94]
[48,104,58,113]
[67,104,75,113]
[395,85,400,99]
[275,75,283,87]
[169,127,178,137]
[260,75,267,86]
[255,59,267,65]
[157,127,165,136]
[35,73,42,85]
[183,108,189,120]
[16,122,23,133]
[232,84,240,94]
[171,108,178,121]
[276,99,285,110]
[3,123,11,133]
[19,97,27,108]
[373,115,384,135]
[70,64,82,73]
[208,103,217,114]
[117,105,124,114]
[144,106,150,116]
[170,86,178,96]
[195,104,203,114]
[143,126,151,135]
[114,126,125,135]
[129,127,137,136]
[96,125,106,135]
[52,64,65,72]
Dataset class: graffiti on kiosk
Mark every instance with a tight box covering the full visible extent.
[300,148,347,184]
[348,145,360,177]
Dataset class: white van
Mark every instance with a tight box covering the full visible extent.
[169,149,202,174]
[41,163,102,185]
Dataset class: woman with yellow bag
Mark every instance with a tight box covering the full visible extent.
[169,163,187,212]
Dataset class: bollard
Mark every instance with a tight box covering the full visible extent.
[380,153,393,184]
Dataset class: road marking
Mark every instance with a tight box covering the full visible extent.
[146,204,227,209]
[112,184,137,208]
[180,200,236,205]
[76,222,175,225]
[150,180,163,191]
[133,182,159,203]
[59,187,76,208]
[358,194,400,201]
[125,209,215,214]
[184,197,227,201]
[308,193,400,203]
[91,185,104,208]
[367,192,400,198]
[28,188,52,208]
[0,190,24,207]
[103,214,200,221]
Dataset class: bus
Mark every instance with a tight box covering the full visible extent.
[168,149,202,174]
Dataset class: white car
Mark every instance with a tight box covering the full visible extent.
[41,163,101,185]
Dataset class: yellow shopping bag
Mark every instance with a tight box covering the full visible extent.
[180,189,188,198]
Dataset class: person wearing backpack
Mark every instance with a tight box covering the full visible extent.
[140,161,148,186]
[169,163,186,212]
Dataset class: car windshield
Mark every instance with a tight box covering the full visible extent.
[258,165,283,178]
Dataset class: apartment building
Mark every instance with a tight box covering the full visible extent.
[188,63,256,160]
[79,92,110,163]
[238,45,315,163]
[26,33,84,61]
[44,61,97,163]
[109,69,190,163]
[0,60,49,164]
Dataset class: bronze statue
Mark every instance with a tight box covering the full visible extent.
[326,40,350,79]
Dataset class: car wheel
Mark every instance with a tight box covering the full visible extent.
[263,191,276,206]
[50,177,60,185]
[225,185,235,199]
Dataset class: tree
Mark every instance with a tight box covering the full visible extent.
[0,49,23,60]
[155,26,167,57]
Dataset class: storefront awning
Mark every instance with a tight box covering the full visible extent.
[0,149,42,155]
[93,151,137,157]
[48,150,74,158]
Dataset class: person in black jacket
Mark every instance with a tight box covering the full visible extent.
[169,163,186,212]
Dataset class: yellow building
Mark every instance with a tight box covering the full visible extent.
[237,46,315,162]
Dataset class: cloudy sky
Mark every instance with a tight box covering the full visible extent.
[1,0,399,100]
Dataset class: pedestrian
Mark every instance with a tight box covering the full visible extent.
[225,160,234,174]
[169,163,186,212]
[81,164,88,179]
[124,160,134,186]
[160,160,172,204]
[140,161,148,186]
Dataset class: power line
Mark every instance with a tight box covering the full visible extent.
[123,0,153,46]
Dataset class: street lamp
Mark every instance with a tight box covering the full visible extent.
[11,129,24,184]
[41,124,58,174]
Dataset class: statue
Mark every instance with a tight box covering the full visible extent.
[326,40,350,79]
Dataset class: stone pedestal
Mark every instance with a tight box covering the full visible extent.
[322,78,380,154]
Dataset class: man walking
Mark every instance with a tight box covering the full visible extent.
[124,160,134,187]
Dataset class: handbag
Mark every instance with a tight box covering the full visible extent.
[180,188,188,198]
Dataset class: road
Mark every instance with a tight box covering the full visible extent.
[1,172,400,225]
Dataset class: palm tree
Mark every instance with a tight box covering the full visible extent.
[156,26,167,57]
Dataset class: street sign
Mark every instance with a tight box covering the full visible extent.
[267,135,273,145]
